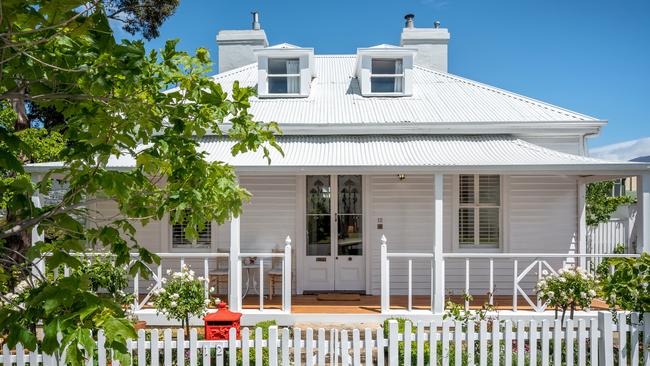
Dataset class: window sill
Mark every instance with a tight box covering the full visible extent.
[361,92,411,98]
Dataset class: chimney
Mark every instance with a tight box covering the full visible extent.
[216,12,269,73]
[399,14,450,73]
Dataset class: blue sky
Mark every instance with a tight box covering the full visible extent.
[131,0,650,148]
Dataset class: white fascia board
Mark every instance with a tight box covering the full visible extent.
[25,162,650,176]
[230,164,650,175]
[214,121,606,136]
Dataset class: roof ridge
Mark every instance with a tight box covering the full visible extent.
[413,65,600,122]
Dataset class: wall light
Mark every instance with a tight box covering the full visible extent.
[398,174,406,181]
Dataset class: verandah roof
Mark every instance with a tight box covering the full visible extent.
[26,135,650,175]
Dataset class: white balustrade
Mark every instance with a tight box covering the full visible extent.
[379,234,640,314]
[48,236,292,314]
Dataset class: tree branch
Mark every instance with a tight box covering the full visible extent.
[0,197,110,240]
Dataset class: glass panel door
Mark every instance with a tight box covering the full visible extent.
[306,175,331,256]
[337,175,362,256]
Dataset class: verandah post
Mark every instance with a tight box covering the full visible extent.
[638,174,650,254]
[577,179,587,269]
[229,214,242,311]
[433,173,445,313]
[282,236,292,313]
[380,235,389,313]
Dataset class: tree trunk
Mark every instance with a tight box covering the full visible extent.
[1,86,33,276]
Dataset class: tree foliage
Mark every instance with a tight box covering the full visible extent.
[598,253,650,313]
[585,181,635,226]
[0,1,281,364]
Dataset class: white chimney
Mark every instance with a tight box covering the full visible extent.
[399,14,450,73]
[216,12,269,73]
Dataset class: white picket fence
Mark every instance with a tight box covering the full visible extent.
[2,312,648,365]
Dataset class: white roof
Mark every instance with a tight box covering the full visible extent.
[212,55,598,125]
[28,135,648,174]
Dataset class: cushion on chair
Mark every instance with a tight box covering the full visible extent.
[209,269,228,276]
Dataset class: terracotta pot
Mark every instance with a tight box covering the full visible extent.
[134,320,147,330]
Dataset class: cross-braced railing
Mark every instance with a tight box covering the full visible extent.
[380,235,640,314]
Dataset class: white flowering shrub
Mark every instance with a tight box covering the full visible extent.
[153,265,210,334]
[536,267,598,321]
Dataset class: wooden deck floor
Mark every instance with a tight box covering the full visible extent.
[237,295,609,314]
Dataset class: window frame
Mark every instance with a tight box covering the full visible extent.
[368,57,406,96]
[452,174,504,252]
[266,57,302,96]
[168,217,216,253]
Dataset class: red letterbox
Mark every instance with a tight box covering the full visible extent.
[203,302,242,340]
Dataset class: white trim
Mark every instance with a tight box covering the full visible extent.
[577,179,587,267]
[363,175,371,294]
[208,121,607,136]
[639,174,650,253]
[295,175,306,295]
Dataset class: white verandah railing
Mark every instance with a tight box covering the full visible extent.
[63,239,292,314]
[3,312,648,366]
[380,236,641,314]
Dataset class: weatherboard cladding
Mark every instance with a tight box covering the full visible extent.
[101,135,608,168]
[211,55,596,124]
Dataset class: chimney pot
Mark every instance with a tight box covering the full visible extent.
[434,20,441,29]
[404,14,415,28]
[251,11,261,30]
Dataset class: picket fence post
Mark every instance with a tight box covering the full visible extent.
[388,319,398,366]
[599,311,614,366]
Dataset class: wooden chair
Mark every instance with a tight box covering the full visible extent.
[208,249,229,295]
[268,248,284,300]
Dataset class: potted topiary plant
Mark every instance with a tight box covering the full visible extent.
[153,264,210,334]
[536,266,598,322]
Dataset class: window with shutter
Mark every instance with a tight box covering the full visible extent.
[171,219,211,249]
[458,174,501,248]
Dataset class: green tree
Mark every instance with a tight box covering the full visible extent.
[0,1,281,364]
[586,181,635,226]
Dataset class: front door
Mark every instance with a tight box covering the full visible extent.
[303,175,365,292]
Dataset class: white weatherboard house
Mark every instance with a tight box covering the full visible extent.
[28,14,650,325]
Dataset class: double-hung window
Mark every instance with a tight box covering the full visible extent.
[370,58,404,93]
[268,58,301,94]
[171,219,211,250]
[458,175,501,248]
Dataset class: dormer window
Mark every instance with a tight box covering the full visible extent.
[255,44,315,98]
[371,59,404,93]
[268,58,301,94]
[356,46,416,97]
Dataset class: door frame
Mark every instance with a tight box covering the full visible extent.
[295,174,369,294]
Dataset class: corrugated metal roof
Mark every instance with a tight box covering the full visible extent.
[93,135,616,168]
[27,135,648,173]
[210,55,597,124]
